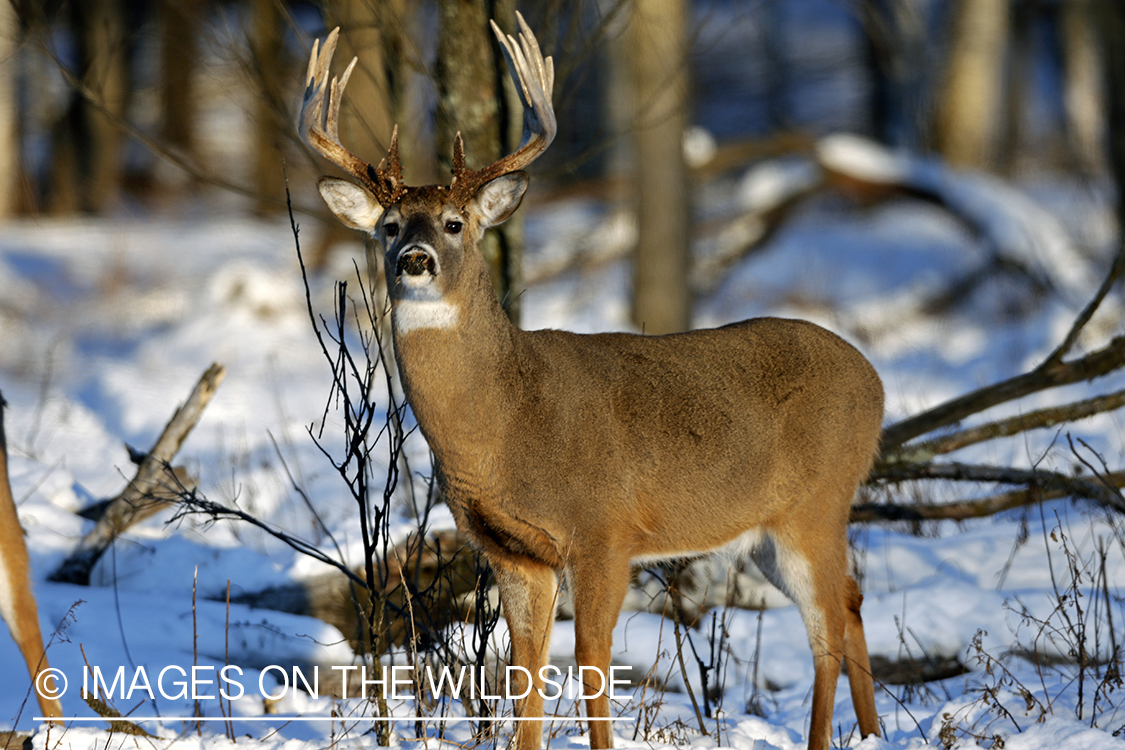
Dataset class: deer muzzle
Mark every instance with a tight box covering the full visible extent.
[397,248,437,278]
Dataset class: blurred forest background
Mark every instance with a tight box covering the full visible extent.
[0,0,1120,331]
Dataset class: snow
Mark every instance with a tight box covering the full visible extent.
[2,154,1124,750]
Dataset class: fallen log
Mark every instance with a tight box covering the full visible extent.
[50,363,226,585]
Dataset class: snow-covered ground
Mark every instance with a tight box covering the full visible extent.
[2,142,1124,750]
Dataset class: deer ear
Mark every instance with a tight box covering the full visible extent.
[317,177,385,231]
[472,172,529,228]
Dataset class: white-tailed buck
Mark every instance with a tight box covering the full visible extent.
[0,394,64,722]
[299,15,883,750]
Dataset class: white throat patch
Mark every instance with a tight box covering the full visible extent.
[389,242,459,333]
[393,300,460,334]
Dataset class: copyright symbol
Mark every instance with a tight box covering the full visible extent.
[35,668,67,699]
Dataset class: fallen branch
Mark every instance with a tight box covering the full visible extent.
[880,334,1125,456]
[228,529,479,654]
[855,463,1125,523]
[880,231,1125,456]
[1044,242,1125,366]
[888,388,1125,464]
[50,363,226,585]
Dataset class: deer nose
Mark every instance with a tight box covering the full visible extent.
[397,248,436,277]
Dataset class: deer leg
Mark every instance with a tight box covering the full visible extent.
[491,556,559,750]
[569,555,631,750]
[0,455,63,721]
[843,575,880,738]
[753,532,846,750]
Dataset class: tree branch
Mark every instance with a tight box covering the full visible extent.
[166,481,367,588]
[1044,242,1125,365]
[853,470,1125,523]
[880,335,1125,454]
[50,363,226,585]
[861,461,1125,522]
[886,388,1125,464]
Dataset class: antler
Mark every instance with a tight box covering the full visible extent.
[298,28,406,207]
[448,11,557,205]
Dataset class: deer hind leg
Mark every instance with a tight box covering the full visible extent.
[0,484,63,721]
[752,532,848,750]
[491,555,559,750]
[844,575,880,738]
[568,554,632,749]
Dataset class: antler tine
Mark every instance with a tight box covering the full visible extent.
[324,56,357,145]
[298,28,405,206]
[299,28,341,146]
[508,12,555,114]
[449,14,556,203]
[489,12,556,164]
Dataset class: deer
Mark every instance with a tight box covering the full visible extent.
[298,14,883,750]
[0,393,64,723]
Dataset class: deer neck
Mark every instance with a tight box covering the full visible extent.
[391,264,522,470]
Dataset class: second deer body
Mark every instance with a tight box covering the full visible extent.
[300,16,883,750]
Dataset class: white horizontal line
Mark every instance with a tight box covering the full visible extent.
[37,716,635,724]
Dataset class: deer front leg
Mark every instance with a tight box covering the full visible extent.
[569,555,631,749]
[491,556,559,750]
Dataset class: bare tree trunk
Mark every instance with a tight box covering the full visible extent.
[436,0,522,324]
[936,0,1010,169]
[1064,0,1105,176]
[861,0,928,148]
[0,0,17,217]
[330,0,396,172]
[1097,0,1125,227]
[602,0,634,188]
[159,0,199,160]
[627,0,691,334]
[761,0,788,132]
[81,0,128,212]
[51,363,226,586]
[48,0,129,213]
[998,0,1032,174]
[313,0,411,272]
[157,0,204,200]
[250,0,284,215]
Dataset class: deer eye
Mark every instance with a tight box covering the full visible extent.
[383,222,399,238]
[445,220,463,235]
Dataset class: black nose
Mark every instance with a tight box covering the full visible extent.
[397,249,436,277]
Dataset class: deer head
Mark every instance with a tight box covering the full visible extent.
[298,14,554,327]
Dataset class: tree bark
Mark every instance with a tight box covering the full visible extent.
[250,0,284,215]
[436,0,523,323]
[936,0,1010,169]
[1063,0,1104,175]
[627,0,692,334]
[1097,0,1125,227]
[159,0,200,164]
[327,0,396,166]
[0,0,17,217]
[860,0,926,148]
[314,0,416,273]
[46,0,129,214]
